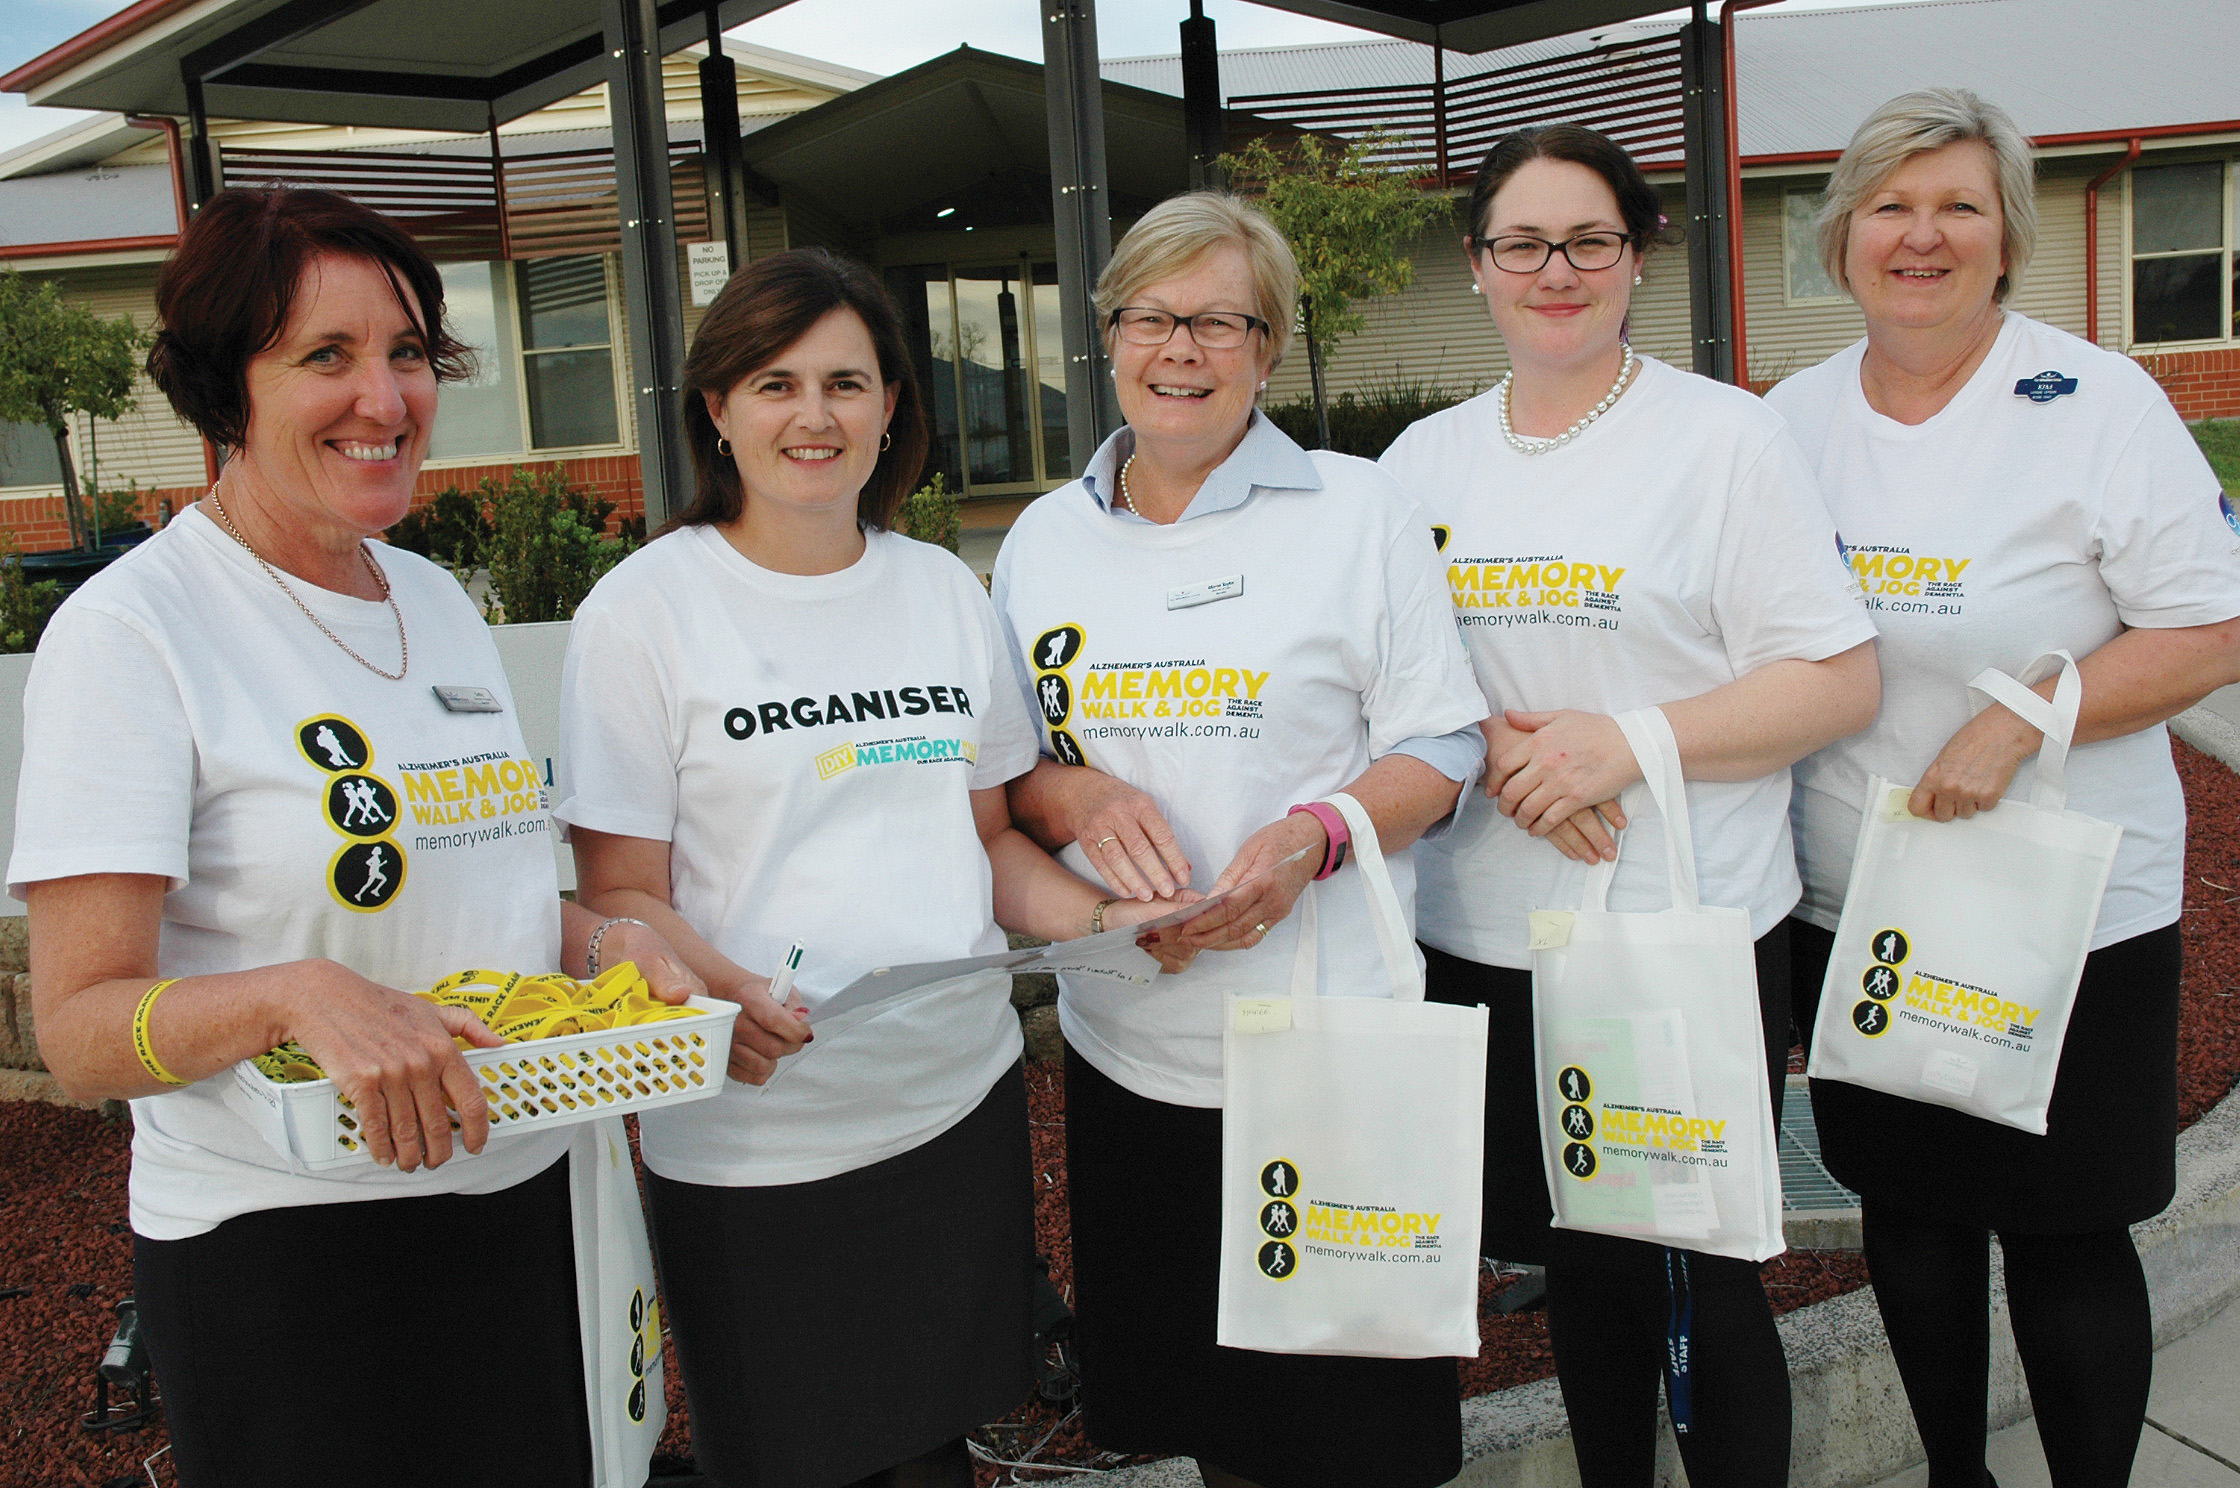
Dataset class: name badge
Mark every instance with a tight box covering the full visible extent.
[432,684,504,714]
[1167,573,1245,610]
[2013,370,2078,403]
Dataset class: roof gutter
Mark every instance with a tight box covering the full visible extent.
[1739,117,2240,170]
[0,233,177,260]
[1720,0,1778,386]
[0,0,202,95]
[2084,138,2141,347]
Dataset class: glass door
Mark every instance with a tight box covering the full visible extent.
[888,259,1072,498]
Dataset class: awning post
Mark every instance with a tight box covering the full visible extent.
[1042,0,1121,472]
[700,5,753,270]
[604,0,689,530]
[1678,8,1735,383]
[1181,0,1224,190]
[181,68,216,207]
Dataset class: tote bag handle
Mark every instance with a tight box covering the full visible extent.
[1286,791,1423,1004]
[1965,650,2082,813]
[1583,706,1698,914]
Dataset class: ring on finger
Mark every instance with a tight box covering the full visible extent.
[1097,835,1119,848]
[1253,922,1270,936]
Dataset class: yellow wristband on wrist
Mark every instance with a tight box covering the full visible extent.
[132,978,186,1087]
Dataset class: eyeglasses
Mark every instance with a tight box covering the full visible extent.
[1108,307,1270,349]
[1470,232,1631,274]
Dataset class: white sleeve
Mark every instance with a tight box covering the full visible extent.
[987,530,1055,761]
[8,604,195,898]
[1709,427,1880,675]
[553,595,681,844]
[1360,483,1490,757]
[2094,397,2240,629]
[965,571,1041,789]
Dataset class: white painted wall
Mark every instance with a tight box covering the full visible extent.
[0,619,579,907]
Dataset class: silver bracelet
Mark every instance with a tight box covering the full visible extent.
[586,916,651,977]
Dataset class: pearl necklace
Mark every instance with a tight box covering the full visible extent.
[1498,345,1638,456]
[1116,453,1140,515]
[206,485,409,681]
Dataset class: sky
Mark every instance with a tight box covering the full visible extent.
[0,0,1943,158]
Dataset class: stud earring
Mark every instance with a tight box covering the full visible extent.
[1633,275,1643,286]
[716,436,732,456]
[1469,283,1482,294]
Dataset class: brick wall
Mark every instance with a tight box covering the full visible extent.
[2136,347,2240,423]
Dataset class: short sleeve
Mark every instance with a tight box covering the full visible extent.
[1709,427,1879,675]
[988,531,1057,763]
[2094,397,2240,629]
[966,571,1040,790]
[1360,480,1490,757]
[553,595,681,843]
[9,605,195,899]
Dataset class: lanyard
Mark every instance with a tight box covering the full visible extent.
[1664,1246,1695,1437]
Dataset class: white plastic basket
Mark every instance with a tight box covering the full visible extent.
[224,995,740,1172]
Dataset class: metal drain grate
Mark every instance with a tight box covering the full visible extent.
[1779,1076,1862,1248]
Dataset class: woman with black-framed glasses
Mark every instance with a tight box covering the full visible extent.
[1379,125,1880,1486]
[992,191,1488,1488]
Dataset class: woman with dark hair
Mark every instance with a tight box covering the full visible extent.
[1378,125,1880,1484]
[7,186,704,1488]
[555,247,1178,1488]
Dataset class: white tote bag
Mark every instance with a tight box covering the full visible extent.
[1217,792,1489,1359]
[569,1116,668,1488]
[1529,708,1785,1264]
[1807,651,2121,1134]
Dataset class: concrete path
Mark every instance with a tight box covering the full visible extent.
[1867,1294,2240,1487]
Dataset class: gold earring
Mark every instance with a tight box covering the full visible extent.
[879,431,892,452]
[716,436,732,456]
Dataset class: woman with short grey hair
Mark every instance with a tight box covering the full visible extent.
[1775,87,2240,1485]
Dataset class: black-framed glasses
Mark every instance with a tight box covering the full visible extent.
[1109,307,1270,349]
[1469,232,1631,274]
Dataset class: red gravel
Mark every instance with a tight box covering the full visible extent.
[7,737,2238,1487]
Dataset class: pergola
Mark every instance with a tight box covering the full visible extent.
[2,0,1757,526]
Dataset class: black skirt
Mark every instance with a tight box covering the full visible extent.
[133,1152,591,1488]
[645,1063,1036,1488]
[1421,926,1791,1267]
[1788,917,2180,1232]
[1062,1045,1462,1488]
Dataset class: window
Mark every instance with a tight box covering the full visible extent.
[888,259,1073,498]
[0,421,64,489]
[2130,160,2235,346]
[1783,188,1844,303]
[426,254,622,463]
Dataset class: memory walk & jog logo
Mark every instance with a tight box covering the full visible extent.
[1850,925,2041,1051]
[1249,1158,1447,1281]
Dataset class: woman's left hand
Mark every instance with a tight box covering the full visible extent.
[1163,811,1325,955]
[1908,703,2041,821]
[588,918,709,1005]
[1492,709,1642,837]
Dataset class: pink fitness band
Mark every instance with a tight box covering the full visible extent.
[1287,801,1350,880]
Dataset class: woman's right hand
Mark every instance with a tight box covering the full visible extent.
[708,966,812,1085]
[1068,773,1193,902]
[283,961,507,1173]
[1481,715,1626,862]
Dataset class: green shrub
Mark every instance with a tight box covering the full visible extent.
[385,486,488,570]
[0,532,62,654]
[1263,379,1477,460]
[895,471,961,553]
[479,466,634,624]
[2194,419,2240,494]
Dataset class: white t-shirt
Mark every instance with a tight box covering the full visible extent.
[1769,312,2240,948]
[992,424,1488,1107]
[555,525,1038,1186]
[7,508,565,1239]
[1381,354,1877,968]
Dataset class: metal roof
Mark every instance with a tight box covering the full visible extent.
[1110,0,2240,158]
[0,161,175,247]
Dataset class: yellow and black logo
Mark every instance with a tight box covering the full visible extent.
[298,715,371,773]
[1256,1239,1298,1280]
[1035,672,1072,728]
[328,839,405,911]
[1870,928,1910,967]
[301,714,406,913]
[1851,999,1891,1037]
[1032,625,1084,672]
[324,773,399,839]
[1430,524,1452,553]
[1557,1065,1592,1104]
[1559,1102,1594,1141]
[1860,963,1900,1001]
[1032,622,1088,765]
[1260,1158,1299,1199]
[1563,1141,1597,1179]
[1260,1198,1297,1238]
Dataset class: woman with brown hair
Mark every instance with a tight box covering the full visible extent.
[8,186,704,1487]
[556,247,1180,1488]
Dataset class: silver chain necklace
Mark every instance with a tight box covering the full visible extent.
[205,485,409,681]
[1498,345,1639,456]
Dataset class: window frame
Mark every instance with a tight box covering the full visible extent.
[2125,154,2236,351]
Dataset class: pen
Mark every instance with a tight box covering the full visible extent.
[769,941,805,1004]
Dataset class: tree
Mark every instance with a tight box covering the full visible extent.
[1219,133,1450,449]
[0,270,147,550]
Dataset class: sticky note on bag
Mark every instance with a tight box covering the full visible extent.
[1880,786,1914,822]
[1527,911,1574,950]
[1232,997,1293,1034]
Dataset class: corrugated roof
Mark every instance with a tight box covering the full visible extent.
[1106,0,2240,157]
[0,161,172,247]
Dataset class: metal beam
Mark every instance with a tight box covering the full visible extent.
[1677,11,1734,382]
[183,0,384,84]
[698,8,753,268]
[1042,0,1120,475]
[604,0,690,530]
[182,67,215,207]
[1181,1,1224,190]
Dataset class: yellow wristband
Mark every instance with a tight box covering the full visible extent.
[132,979,186,1087]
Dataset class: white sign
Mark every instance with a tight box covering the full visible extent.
[687,241,732,307]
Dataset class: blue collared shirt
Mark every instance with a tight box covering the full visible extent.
[1073,413,1484,785]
